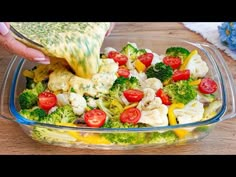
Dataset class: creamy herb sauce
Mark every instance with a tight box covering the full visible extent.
[10,22,110,78]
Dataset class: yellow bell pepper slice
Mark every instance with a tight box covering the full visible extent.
[168,103,190,139]
[179,50,198,71]
[134,59,146,73]
[168,103,185,125]
[124,102,139,110]
[174,129,189,139]
[189,79,201,86]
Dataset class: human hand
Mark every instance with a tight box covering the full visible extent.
[105,22,115,37]
[0,22,50,64]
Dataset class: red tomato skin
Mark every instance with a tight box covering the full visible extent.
[138,53,154,67]
[198,78,218,94]
[108,51,128,66]
[120,108,141,124]
[84,109,106,128]
[156,89,171,105]
[123,89,144,102]
[163,56,182,69]
[172,69,190,82]
[38,92,57,111]
[117,67,130,78]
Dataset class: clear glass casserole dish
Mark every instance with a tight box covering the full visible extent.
[1,35,236,150]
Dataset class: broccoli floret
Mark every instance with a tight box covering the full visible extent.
[41,105,76,124]
[110,76,130,92]
[110,76,140,92]
[129,76,140,89]
[102,119,147,144]
[166,47,190,60]
[109,76,141,102]
[20,107,47,121]
[19,81,47,109]
[164,80,197,105]
[34,82,47,95]
[136,49,147,57]
[146,62,173,82]
[26,77,36,89]
[120,43,138,60]
[32,126,77,144]
[19,90,38,109]
[148,131,178,144]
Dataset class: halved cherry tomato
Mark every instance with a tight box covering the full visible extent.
[123,89,144,102]
[117,66,130,78]
[137,53,154,67]
[38,91,57,111]
[172,69,190,82]
[108,51,128,66]
[120,107,141,124]
[156,89,171,105]
[163,56,182,69]
[198,78,217,94]
[84,109,106,128]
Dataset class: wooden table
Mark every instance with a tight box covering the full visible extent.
[0,22,236,155]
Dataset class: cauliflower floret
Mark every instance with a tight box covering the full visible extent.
[186,53,209,78]
[104,47,117,56]
[138,106,168,127]
[56,93,87,116]
[159,54,166,62]
[69,93,87,116]
[129,69,147,86]
[57,93,70,106]
[151,53,162,65]
[87,97,97,108]
[142,78,163,91]
[92,73,117,94]
[99,58,119,74]
[48,68,74,92]
[126,58,135,70]
[174,100,204,124]
[137,88,163,111]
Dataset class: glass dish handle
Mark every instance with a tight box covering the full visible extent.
[0,56,21,122]
[201,44,236,121]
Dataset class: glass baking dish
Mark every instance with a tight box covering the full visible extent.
[1,35,236,150]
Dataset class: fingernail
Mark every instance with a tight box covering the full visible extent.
[34,57,47,61]
[0,22,9,35]
[37,60,50,64]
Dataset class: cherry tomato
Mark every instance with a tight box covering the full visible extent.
[156,89,171,105]
[123,89,144,102]
[137,53,154,67]
[120,108,141,124]
[38,91,57,111]
[163,56,182,69]
[117,66,130,78]
[198,78,217,94]
[172,69,190,82]
[84,109,106,128]
[108,51,128,66]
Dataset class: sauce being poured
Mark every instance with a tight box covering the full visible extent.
[10,22,111,78]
